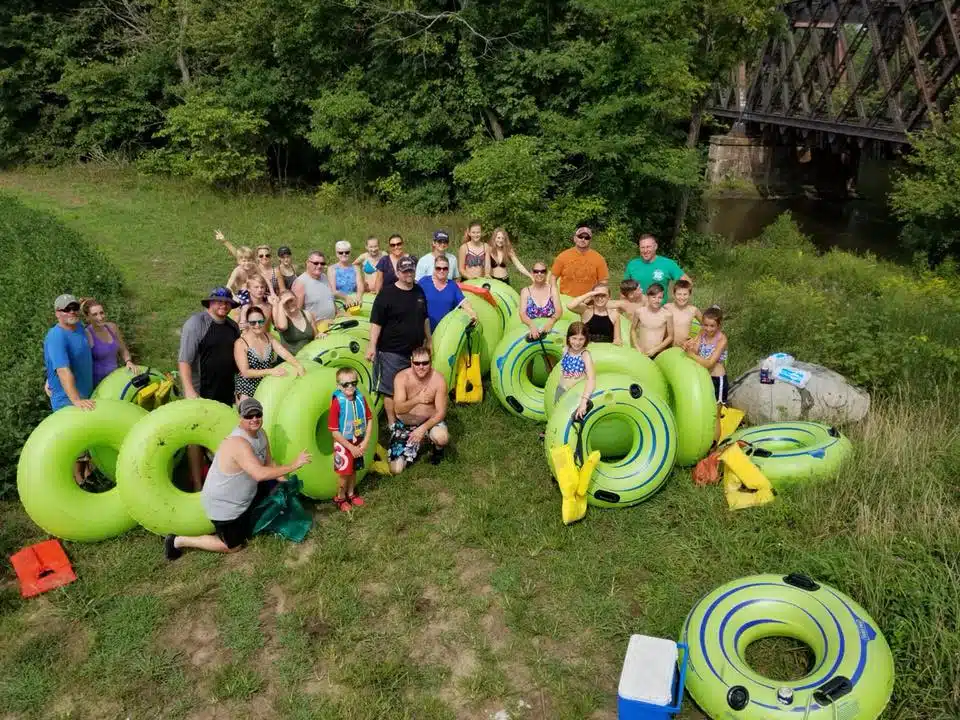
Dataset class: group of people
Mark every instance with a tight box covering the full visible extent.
[42,223,729,560]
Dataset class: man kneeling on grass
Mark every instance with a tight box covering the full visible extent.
[164,398,312,560]
[388,346,449,474]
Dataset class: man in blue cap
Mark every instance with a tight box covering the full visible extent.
[178,287,242,489]
[415,230,460,282]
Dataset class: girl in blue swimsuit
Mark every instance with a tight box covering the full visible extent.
[557,321,595,419]
[353,236,383,293]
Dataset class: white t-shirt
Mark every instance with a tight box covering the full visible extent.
[415,252,459,282]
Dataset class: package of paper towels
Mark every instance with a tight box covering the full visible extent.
[618,634,678,706]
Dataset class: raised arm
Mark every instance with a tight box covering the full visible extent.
[510,250,532,281]
[216,229,238,258]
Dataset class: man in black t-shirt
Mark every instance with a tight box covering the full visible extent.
[366,256,430,425]
[178,287,241,489]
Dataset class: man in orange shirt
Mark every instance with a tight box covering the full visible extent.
[551,226,610,297]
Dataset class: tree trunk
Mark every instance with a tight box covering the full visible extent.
[176,7,191,85]
[673,95,706,240]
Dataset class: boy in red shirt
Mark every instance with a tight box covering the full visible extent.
[328,367,373,511]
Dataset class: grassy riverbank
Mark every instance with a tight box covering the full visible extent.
[1,167,958,719]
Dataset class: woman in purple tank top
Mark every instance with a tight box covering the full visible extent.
[82,299,137,388]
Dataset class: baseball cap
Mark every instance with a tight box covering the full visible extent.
[54,294,79,311]
[433,230,450,243]
[397,256,417,273]
[238,397,263,418]
[575,226,593,239]
[201,287,240,308]
[277,246,292,257]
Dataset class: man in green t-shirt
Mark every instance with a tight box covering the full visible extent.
[623,234,690,303]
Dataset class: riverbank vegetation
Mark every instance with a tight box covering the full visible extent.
[1,0,778,240]
[1,169,958,718]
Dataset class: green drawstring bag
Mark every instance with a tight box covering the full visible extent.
[252,475,312,543]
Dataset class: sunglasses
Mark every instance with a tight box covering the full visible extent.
[243,411,263,419]
[259,253,271,258]
[60,303,81,312]
[532,269,547,274]
[435,266,450,271]
[339,380,358,388]
[248,319,266,326]
[576,234,591,240]
[308,260,326,266]
[389,242,404,248]
[411,360,430,367]
[337,250,350,255]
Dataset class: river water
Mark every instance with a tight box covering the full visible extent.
[700,196,909,262]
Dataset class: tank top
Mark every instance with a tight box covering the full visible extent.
[584,313,614,343]
[234,336,279,398]
[334,264,358,293]
[525,292,556,319]
[698,336,728,363]
[200,426,268,521]
[465,245,485,268]
[279,310,315,355]
[560,349,587,379]
[89,325,121,385]
[295,272,336,320]
[279,269,297,292]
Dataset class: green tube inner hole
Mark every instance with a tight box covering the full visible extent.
[744,637,816,682]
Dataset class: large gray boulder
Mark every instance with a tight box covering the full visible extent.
[728,360,870,425]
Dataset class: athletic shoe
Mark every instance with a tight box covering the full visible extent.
[164,534,182,561]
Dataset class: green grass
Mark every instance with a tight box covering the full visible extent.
[0,166,958,718]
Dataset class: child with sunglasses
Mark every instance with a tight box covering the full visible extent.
[328,368,373,511]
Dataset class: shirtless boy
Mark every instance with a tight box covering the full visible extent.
[631,283,673,357]
[664,279,701,346]
[609,279,646,319]
[388,346,449,473]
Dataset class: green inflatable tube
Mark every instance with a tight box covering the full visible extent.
[294,335,381,413]
[544,374,677,507]
[319,316,371,340]
[431,309,491,386]
[254,360,324,433]
[543,343,668,421]
[17,400,148,542]
[681,573,894,718]
[727,422,853,489]
[557,294,582,324]
[268,366,379,499]
[92,365,179,403]
[492,318,571,421]
[467,293,504,369]
[349,292,377,318]
[90,366,182,480]
[655,347,716,466]
[463,277,520,334]
[116,399,237,536]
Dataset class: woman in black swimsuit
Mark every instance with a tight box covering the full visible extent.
[567,284,622,344]
[489,228,532,286]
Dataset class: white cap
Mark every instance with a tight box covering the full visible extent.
[335,240,351,253]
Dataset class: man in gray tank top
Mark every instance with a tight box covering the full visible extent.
[292,250,336,321]
[164,398,312,559]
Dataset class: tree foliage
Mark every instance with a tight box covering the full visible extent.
[890,98,960,264]
[1,0,777,237]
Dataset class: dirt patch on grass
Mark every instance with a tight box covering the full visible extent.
[162,605,222,669]
[456,548,495,597]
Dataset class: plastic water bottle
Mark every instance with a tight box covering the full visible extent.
[760,358,774,384]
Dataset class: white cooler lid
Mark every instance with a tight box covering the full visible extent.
[618,634,678,706]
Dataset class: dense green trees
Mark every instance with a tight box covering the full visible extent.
[2,0,776,240]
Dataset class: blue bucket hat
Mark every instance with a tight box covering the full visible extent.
[201,287,240,308]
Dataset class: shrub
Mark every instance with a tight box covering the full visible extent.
[0,195,131,498]
[699,213,960,396]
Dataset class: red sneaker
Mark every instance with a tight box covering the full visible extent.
[333,497,351,512]
[348,494,365,507]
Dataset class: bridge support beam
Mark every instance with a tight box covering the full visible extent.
[706,133,856,198]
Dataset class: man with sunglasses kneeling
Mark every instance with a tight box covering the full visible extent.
[388,346,449,474]
[164,398,312,560]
